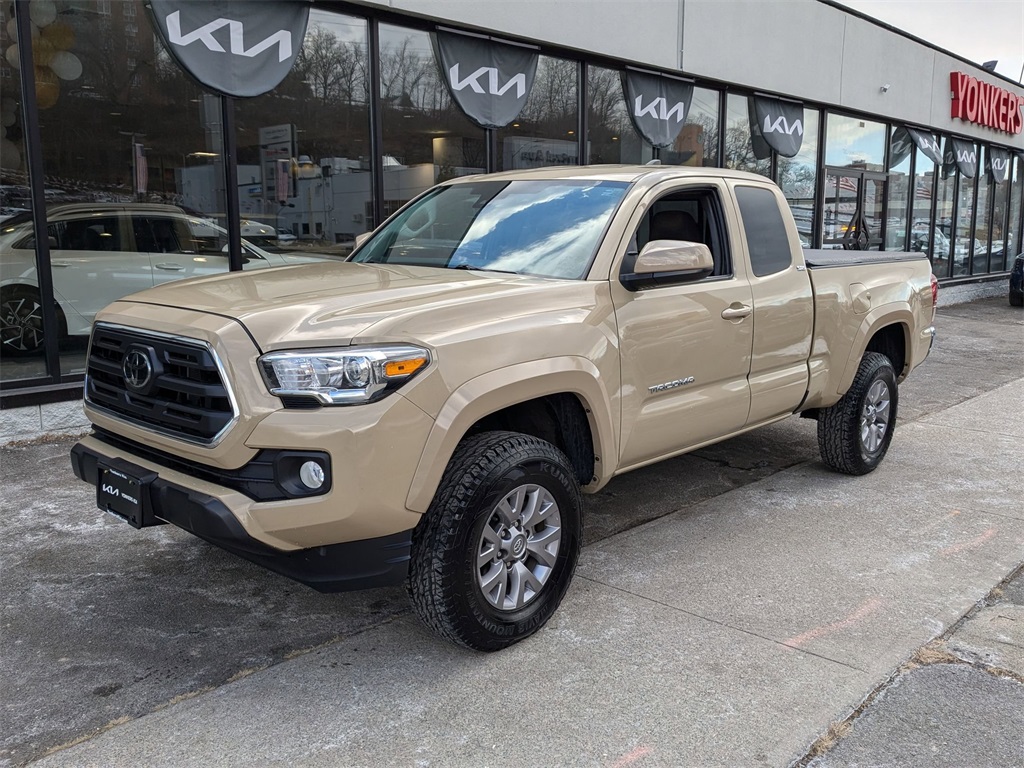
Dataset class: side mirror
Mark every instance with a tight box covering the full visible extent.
[354,232,372,249]
[620,240,714,291]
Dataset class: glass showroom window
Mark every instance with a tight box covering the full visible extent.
[1006,156,1023,268]
[908,147,938,262]
[586,65,651,164]
[972,148,993,275]
[2,0,227,380]
[724,94,770,177]
[824,113,886,171]
[953,148,978,277]
[662,87,720,167]
[236,11,371,246]
[777,108,819,247]
[987,149,1011,272]
[378,24,485,224]
[933,153,957,280]
[497,55,579,172]
[885,127,911,251]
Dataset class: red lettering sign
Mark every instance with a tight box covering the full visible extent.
[950,71,1024,135]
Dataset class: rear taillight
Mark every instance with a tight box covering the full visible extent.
[930,274,939,320]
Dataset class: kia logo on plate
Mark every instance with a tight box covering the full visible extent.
[122,349,153,391]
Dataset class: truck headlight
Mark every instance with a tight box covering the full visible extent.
[258,345,430,405]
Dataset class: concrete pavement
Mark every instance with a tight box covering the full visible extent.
[22,378,1024,765]
[3,297,1022,766]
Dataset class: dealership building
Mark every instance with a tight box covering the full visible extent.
[1,0,1022,434]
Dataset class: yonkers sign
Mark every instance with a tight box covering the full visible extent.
[621,71,693,149]
[433,32,538,129]
[949,71,1024,135]
[148,0,311,98]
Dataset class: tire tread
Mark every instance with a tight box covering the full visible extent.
[407,431,582,651]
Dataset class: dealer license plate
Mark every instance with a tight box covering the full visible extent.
[98,465,148,528]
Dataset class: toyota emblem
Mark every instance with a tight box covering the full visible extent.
[122,349,152,390]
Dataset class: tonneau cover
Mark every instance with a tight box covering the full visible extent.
[803,250,929,268]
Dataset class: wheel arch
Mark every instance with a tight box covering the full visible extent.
[405,358,617,513]
[835,306,913,397]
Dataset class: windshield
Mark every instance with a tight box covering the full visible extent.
[351,179,630,279]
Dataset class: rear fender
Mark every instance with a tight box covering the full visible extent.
[835,305,913,396]
[404,357,617,512]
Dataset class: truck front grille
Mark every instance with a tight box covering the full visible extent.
[85,324,237,444]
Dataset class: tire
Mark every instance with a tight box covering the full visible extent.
[817,352,898,476]
[1010,290,1023,307]
[407,431,583,652]
[0,286,46,357]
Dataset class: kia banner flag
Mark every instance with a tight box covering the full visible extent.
[906,127,943,166]
[621,70,693,149]
[986,147,1010,184]
[751,96,804,158]
[944,137,978,179]
[147,0,312,98]
[433,31,538,129]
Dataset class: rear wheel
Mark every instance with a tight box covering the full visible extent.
[0,286,46,356]
[407,431,582,652]
[817,352,898,475]
[1010,289,1023,307]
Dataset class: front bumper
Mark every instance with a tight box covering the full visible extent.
[71,438,414,592]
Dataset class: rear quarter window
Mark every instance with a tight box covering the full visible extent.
[734,185,793,277]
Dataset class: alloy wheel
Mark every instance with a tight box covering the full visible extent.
[476,483,562,611]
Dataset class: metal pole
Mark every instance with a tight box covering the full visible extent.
[14,0,60,381]
[220,95,243,272]
[368,19,384,230]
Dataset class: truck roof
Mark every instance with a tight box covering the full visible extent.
[444,164,778,186]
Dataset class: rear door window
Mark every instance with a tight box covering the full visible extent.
[734,185,793,277]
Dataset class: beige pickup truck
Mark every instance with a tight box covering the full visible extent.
[71,166,937,651]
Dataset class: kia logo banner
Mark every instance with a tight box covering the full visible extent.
[907,127,943,166]
[621,70,694,149]
[147,0,311,98]
[889,126,943,168]
[751,96,804,158]
[433,32,538,129]
[986,147,1010,184]
[943,137,977,179]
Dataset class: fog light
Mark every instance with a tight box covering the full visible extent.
[299,461,325,490]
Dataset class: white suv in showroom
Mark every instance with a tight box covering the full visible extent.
[0,203,337,355]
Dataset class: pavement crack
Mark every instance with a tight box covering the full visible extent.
[577,573,867,673]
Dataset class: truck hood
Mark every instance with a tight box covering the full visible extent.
[120,262,591,350]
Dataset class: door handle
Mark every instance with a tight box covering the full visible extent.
[154,262,185,271]
[721,304,752,320]
[51,260,72,268]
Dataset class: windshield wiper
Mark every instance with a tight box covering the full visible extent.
[450,264,519,274]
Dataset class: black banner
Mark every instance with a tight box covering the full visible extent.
[148,0,311,98]
[907,127,943,166]
[621,71,693,149]
[433,32,538,130]
[944,137,978,179]
[751,96,804,158]
[987,147,1010,184]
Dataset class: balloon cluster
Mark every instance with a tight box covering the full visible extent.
[2,1,81,171]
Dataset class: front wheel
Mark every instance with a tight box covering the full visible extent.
[817,352,898,475]
[407,431,583,652]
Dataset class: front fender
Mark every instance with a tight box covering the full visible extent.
[404,357,617,513]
